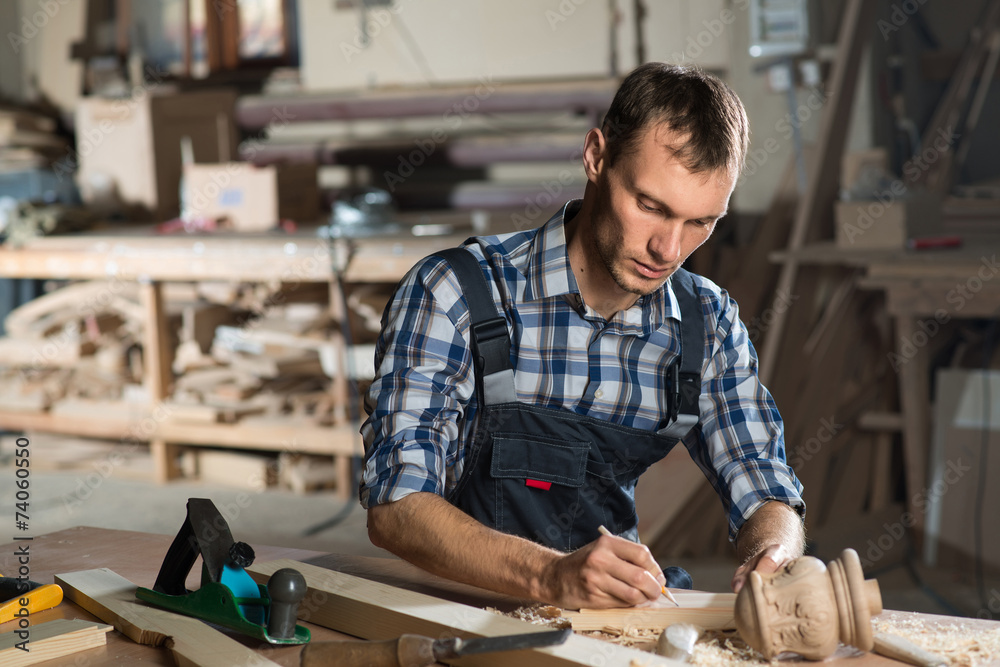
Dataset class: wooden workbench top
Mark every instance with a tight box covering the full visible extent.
[2,527,997,666]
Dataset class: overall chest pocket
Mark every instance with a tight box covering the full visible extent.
[489,434,627,551]
[491,434,588,486]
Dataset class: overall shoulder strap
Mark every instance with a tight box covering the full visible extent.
[433,247,516,405]
[658,267,705,438]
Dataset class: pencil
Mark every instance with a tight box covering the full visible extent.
[597,525,679,606]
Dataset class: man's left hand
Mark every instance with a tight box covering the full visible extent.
[731,501,805,593]
[731,543,794,593]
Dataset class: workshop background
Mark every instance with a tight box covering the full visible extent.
[0,0,997,620]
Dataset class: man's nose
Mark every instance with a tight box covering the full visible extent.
[649,222,683,264]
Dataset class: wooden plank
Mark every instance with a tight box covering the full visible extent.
[758,0,878,383]
[917,0,1000,192]
[140,281,180,483]
[3,280,142,340]
[0,408,362,455]
[0,337,90,366]
[248,559,672,666]
[895,316,931,530]
[0,619,112,667]
[54,568,282,667]
[723,152,802,322]
[562,592,737,632]
[163,402,220,424]
[858,411,904,432]
[196,449,276,491]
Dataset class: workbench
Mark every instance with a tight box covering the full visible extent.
[771,241,1000,536]
[0,224,480,491]
[2,527,998,666]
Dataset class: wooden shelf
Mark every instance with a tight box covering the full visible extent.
[0,225,456,494]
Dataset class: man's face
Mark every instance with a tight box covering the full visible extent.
[588,123,735,297]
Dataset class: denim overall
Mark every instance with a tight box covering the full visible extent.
[436,248,704,577]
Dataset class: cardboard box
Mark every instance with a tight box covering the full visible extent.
[835,189,943,249]
[183,162,318,231]
[841,147,889,192]
[75,89,238,220]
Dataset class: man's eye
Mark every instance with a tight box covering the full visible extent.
[638,201,658,213]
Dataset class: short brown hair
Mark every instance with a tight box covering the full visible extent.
[601,63,749,177]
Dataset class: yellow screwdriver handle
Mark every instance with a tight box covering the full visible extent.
[300,634,436,667]
[0,583,64,624]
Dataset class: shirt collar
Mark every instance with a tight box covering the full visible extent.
[522,200,681,326]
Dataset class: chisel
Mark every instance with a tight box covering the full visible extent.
[299,627,572,667]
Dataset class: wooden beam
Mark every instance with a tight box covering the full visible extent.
[562,592,737,632]
[140,281,181,483]
[0,408,362,455]
[0,619,111,667]
[896,316,931,530]
[758,0,878,383]
[248,558,673,666]
[54,568,282,667]
[858,411,904,432]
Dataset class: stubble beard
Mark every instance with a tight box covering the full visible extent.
[592,208,670,298]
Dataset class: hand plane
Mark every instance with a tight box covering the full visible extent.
[135,498,310,645]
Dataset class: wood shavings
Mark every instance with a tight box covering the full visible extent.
[580,626,660,652]
[690,630,773,667]
[873,616,1000,667]
[489,606,772,664]
[486,604,571,629]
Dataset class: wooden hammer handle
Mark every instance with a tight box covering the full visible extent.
[300,634,436,667]
[873,632,948,667]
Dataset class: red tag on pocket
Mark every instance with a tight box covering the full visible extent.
[525,479,552,490]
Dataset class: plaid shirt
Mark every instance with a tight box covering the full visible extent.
[360,200,804,540]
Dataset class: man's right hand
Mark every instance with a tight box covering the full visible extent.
[368,492,664,610]
[541,531,666,609]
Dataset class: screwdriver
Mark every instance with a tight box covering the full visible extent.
[299,628,572,667]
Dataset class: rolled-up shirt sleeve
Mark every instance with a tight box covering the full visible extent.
[359,256,477,509]
[681,287,805,541]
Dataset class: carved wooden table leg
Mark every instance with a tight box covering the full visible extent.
[734,548,882,660]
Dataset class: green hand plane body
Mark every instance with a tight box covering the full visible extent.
[136,498,310,645]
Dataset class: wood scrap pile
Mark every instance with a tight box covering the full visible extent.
[0,277,387,493]
[0,281,145,411]
[0,107,68,173]
[165,280,381,428]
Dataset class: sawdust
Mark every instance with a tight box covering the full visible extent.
[488,606,769,662]
[873,616,1000,667]
[488,605,1000,666]
[485,603,571,628]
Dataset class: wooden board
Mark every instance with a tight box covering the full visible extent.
[0,619,112,667]
[54,568,282,667]
[758,0,878,383]
[248,558,673,666]
[562,593,737,632]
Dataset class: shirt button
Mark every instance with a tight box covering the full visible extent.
[594,388,604,399]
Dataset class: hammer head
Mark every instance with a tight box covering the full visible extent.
[656,623,701,662]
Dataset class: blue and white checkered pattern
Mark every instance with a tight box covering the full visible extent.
[360,200,804,540]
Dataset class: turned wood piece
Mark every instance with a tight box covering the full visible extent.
[734,548,882,660]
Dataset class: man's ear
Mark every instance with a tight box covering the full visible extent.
[582,128,607,183]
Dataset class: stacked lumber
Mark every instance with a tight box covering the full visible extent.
[169,283,355,428]
[0,281,145,411]
[0,107,68,173]
[0,619,112,667]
